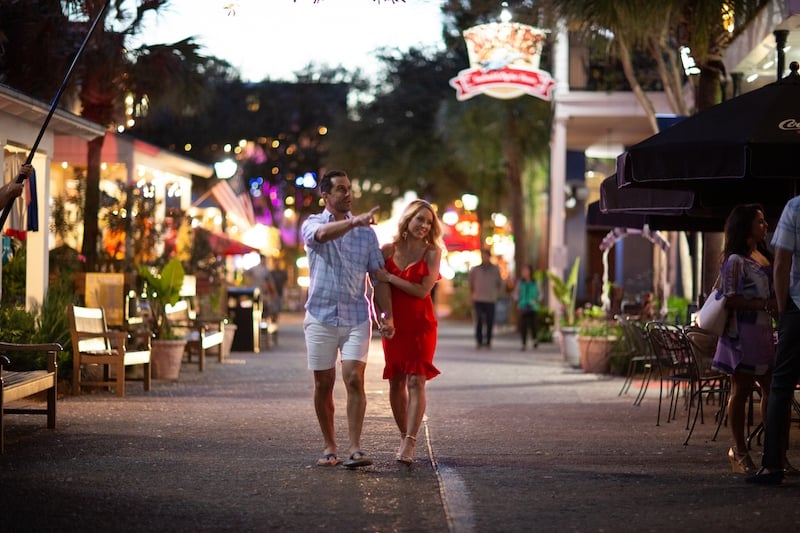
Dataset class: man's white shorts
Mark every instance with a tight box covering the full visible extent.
[303,312,371,371]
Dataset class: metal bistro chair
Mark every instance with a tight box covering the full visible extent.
[683,325,729,445]
[617,316,658,405]
[646,322,692,427]
[646,322,728,443]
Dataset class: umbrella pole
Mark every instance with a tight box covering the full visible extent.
[0,0,111,232]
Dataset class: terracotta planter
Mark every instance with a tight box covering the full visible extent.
[151,339,187,380]
[577,335,616,374]
[559,326,581,368]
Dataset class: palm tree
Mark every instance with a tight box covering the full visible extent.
[1,0,215,270]
[63,0,215,270]
[547,0,766,126]
[437,1,555,271]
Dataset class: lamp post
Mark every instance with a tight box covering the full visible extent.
[214,158,238,180]
[461,193,479,212]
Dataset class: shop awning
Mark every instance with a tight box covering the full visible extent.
[196,228,259,256]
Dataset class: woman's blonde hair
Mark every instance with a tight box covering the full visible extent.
[393,199,445,249]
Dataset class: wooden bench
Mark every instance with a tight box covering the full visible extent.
[69,305,151,397]
[165,300,225,371]
[0,342,61,454]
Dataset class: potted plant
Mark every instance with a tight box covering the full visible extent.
[546,257,581,368]
[576,304,622,374]
[138,258,187,380]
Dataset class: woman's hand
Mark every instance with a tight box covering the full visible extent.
[379,312,395,339]
[374,268,391,283]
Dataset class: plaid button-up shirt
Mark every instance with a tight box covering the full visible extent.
[301,209,385,326]
[772,195,800,310]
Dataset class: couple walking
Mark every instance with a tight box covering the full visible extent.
[301,170,443,468]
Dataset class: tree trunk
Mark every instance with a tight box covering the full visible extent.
[81,135,104,271]
[503,112,526,274]
[616,34,659,134]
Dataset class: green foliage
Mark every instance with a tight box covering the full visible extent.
[1,239,26,307]
[0,277,76,377]
[138,258,185,339]
[446,275,473,320]
[577,305,613,337]
[0,305,38,371]
[536,307,554,343]
[33,279,78,379]
[665,295,691,325]
[546,258,580,326]
[0,306,37,344]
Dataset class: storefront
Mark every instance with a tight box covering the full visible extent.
[0,85,106,308]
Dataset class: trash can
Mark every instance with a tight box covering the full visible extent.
[227,287,262,352]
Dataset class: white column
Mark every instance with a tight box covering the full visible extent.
[549,117,567,278]
[548,19,570,305]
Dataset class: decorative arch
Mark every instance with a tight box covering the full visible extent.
[599,225,670,317]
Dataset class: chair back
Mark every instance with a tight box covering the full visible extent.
[620,316,653,358]
[69,305,112,353]
[684,325,719,375]
[646,322,696,377]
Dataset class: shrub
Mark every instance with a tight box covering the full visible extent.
[0,277,76,379]
[33,279,78,378]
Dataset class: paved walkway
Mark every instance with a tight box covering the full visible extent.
[3,313,800,532]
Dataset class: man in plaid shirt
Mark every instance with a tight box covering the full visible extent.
[302,169,394,468]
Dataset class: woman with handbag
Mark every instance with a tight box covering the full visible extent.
[711,204,778,474]
[514,265,540,351]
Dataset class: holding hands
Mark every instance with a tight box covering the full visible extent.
[379,312,395,339]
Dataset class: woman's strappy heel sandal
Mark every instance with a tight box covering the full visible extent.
[728,446,756,474]
[395,434,406,461]
[398,435,416,466]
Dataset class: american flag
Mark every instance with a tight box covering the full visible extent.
[210,180,255,230]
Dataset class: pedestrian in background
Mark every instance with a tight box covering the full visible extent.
[244,254,278,312]
[376,199,443,465]
[468,248,503,349]
[709,204,776,475]
[301,169,394,469]
[268,257,288,323]
[748,196,800,485]
[514,265,540,351]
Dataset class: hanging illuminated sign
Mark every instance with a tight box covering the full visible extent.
[449,22,555,101]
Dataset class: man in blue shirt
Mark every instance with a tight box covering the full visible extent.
[302,169,394,468]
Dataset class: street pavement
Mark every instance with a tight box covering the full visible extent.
[3,313,800,532]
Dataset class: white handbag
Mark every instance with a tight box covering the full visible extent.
[696,290,728,336]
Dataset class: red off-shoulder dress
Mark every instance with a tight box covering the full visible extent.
[381,255,440,380]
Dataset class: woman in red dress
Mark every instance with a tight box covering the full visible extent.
[377,199,444,465]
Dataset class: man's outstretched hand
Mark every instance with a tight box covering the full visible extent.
[351,206,379,228]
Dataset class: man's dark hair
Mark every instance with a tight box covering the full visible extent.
[320,170,348,194]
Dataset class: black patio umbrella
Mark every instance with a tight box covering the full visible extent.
[597,174,783,231]
[612,61,800,216]
[599,174,693,215]
[587,200,725,233]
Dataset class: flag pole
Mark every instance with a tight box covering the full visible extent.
[0,0,111,232]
